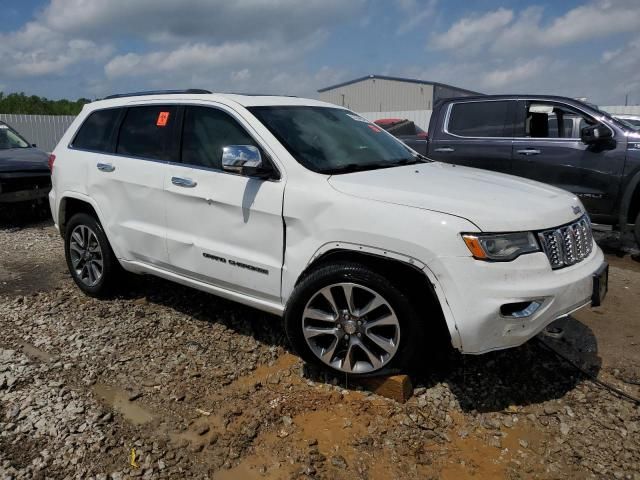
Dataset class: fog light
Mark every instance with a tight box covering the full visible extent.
[500,300,543,318]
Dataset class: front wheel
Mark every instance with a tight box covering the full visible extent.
[284,262,424,376]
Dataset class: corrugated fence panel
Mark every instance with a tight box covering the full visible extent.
[601,105,640,115]
[0,114,76,152]
[359,110,433,130]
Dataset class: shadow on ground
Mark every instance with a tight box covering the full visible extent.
[0,202,51,229]
[115,273,601,414]
[413,317,601,413]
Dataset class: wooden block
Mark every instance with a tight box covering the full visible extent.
[356,374,413,403]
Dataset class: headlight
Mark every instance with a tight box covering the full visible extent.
[462,232,540,261]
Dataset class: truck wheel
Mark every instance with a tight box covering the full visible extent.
[284,262,424,376]
[64,213,121,298]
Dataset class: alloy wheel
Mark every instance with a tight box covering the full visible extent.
[69,225,104,287]
[302,282,401,374]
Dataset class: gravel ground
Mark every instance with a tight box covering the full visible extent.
[0,213,639,479]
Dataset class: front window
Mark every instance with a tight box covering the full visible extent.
[525,103,596,139]
[0,124,30,150]
[248,106,425,174]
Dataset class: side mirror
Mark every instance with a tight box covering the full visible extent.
[31,143,37,148]
[581,123,613,144]
[222,145,269,177]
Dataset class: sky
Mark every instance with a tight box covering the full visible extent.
[0,0,639,105]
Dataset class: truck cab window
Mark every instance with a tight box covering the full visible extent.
[526,103,595,139]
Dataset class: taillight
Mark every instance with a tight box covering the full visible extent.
[48,154,56,172]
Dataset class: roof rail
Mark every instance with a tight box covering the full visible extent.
[224,92,298,97]
[104,89,212,100]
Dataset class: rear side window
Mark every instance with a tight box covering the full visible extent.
[72,108,122,152]
[117,106,178,161]
[181,106,258,170]
[447,101,514,137]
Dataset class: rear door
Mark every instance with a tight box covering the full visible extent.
[164,104,284,302]
[428,99,516,174]
[80,104,176,264]
[511,100,625,215]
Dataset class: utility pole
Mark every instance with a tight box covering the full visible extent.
[625,94,628,106]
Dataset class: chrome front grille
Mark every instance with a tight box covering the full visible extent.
[538,216,593,269]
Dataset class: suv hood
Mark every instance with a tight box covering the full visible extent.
[0,148,49,174]
[328,162,583,232]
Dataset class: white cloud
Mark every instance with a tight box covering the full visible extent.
[0,22,112,78]
[430,8,513,51]
[105,31,326,81]
[396,0,438,35]
[0,0,365,98]
[431,1,640,54]
[481,57,548,89]
[39,0,363,44]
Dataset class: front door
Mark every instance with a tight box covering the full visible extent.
[428,99,516,174]
[164,105,284,302]
[511,100,625,216]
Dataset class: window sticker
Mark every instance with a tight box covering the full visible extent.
[0,125,8,129]
[347,113,369,123]
[156,111,170,127]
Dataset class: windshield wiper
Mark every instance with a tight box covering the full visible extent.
[322,162,392,174]
[323,157,430,175]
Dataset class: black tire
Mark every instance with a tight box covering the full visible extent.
[634,211,640,248]
[284,262,425,377]
[64,212,122,298]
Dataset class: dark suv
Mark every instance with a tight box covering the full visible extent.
[427,95,640,245]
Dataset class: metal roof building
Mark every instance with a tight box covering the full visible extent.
[317,74,480,112]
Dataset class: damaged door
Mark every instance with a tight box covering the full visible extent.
[164,105,284,302]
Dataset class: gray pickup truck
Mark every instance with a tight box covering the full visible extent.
[427,95,640,245]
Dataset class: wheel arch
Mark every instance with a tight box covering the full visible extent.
[620,168,640,226]
[297,244,462,350]
[58,193,104,237]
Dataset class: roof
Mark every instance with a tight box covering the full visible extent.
[431,94,604,112]
[89,92,339,110]
[317,74,481,95]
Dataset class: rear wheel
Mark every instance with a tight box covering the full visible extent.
[284,262,425,376]
[64,213,121,297]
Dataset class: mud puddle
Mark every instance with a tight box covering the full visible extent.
[92,383,155,425]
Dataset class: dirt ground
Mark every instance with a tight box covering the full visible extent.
[0,213,638,479]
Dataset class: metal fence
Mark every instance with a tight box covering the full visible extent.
[0,114,75,152]
[601,105,640,115]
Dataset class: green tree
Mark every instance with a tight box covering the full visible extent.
[0,92,90,115]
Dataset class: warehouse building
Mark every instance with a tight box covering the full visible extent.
[317,74,480,112]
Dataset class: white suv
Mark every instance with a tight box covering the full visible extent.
[49,90,608,377]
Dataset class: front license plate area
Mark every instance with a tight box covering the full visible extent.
[591,263,608,307]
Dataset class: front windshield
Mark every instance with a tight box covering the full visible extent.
[248,106,426,174]
[0,124,30,149]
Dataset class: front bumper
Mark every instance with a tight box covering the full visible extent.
[434,244,605,354]
[0,173,51,204]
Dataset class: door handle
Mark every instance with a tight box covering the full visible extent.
[434,147,455,153]
[171,176,197,188]
[516,149,541,156]
[96,162,115,172]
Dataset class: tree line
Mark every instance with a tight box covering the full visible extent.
[0,92,91,116]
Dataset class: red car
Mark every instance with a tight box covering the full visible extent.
[374,118,428,155]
